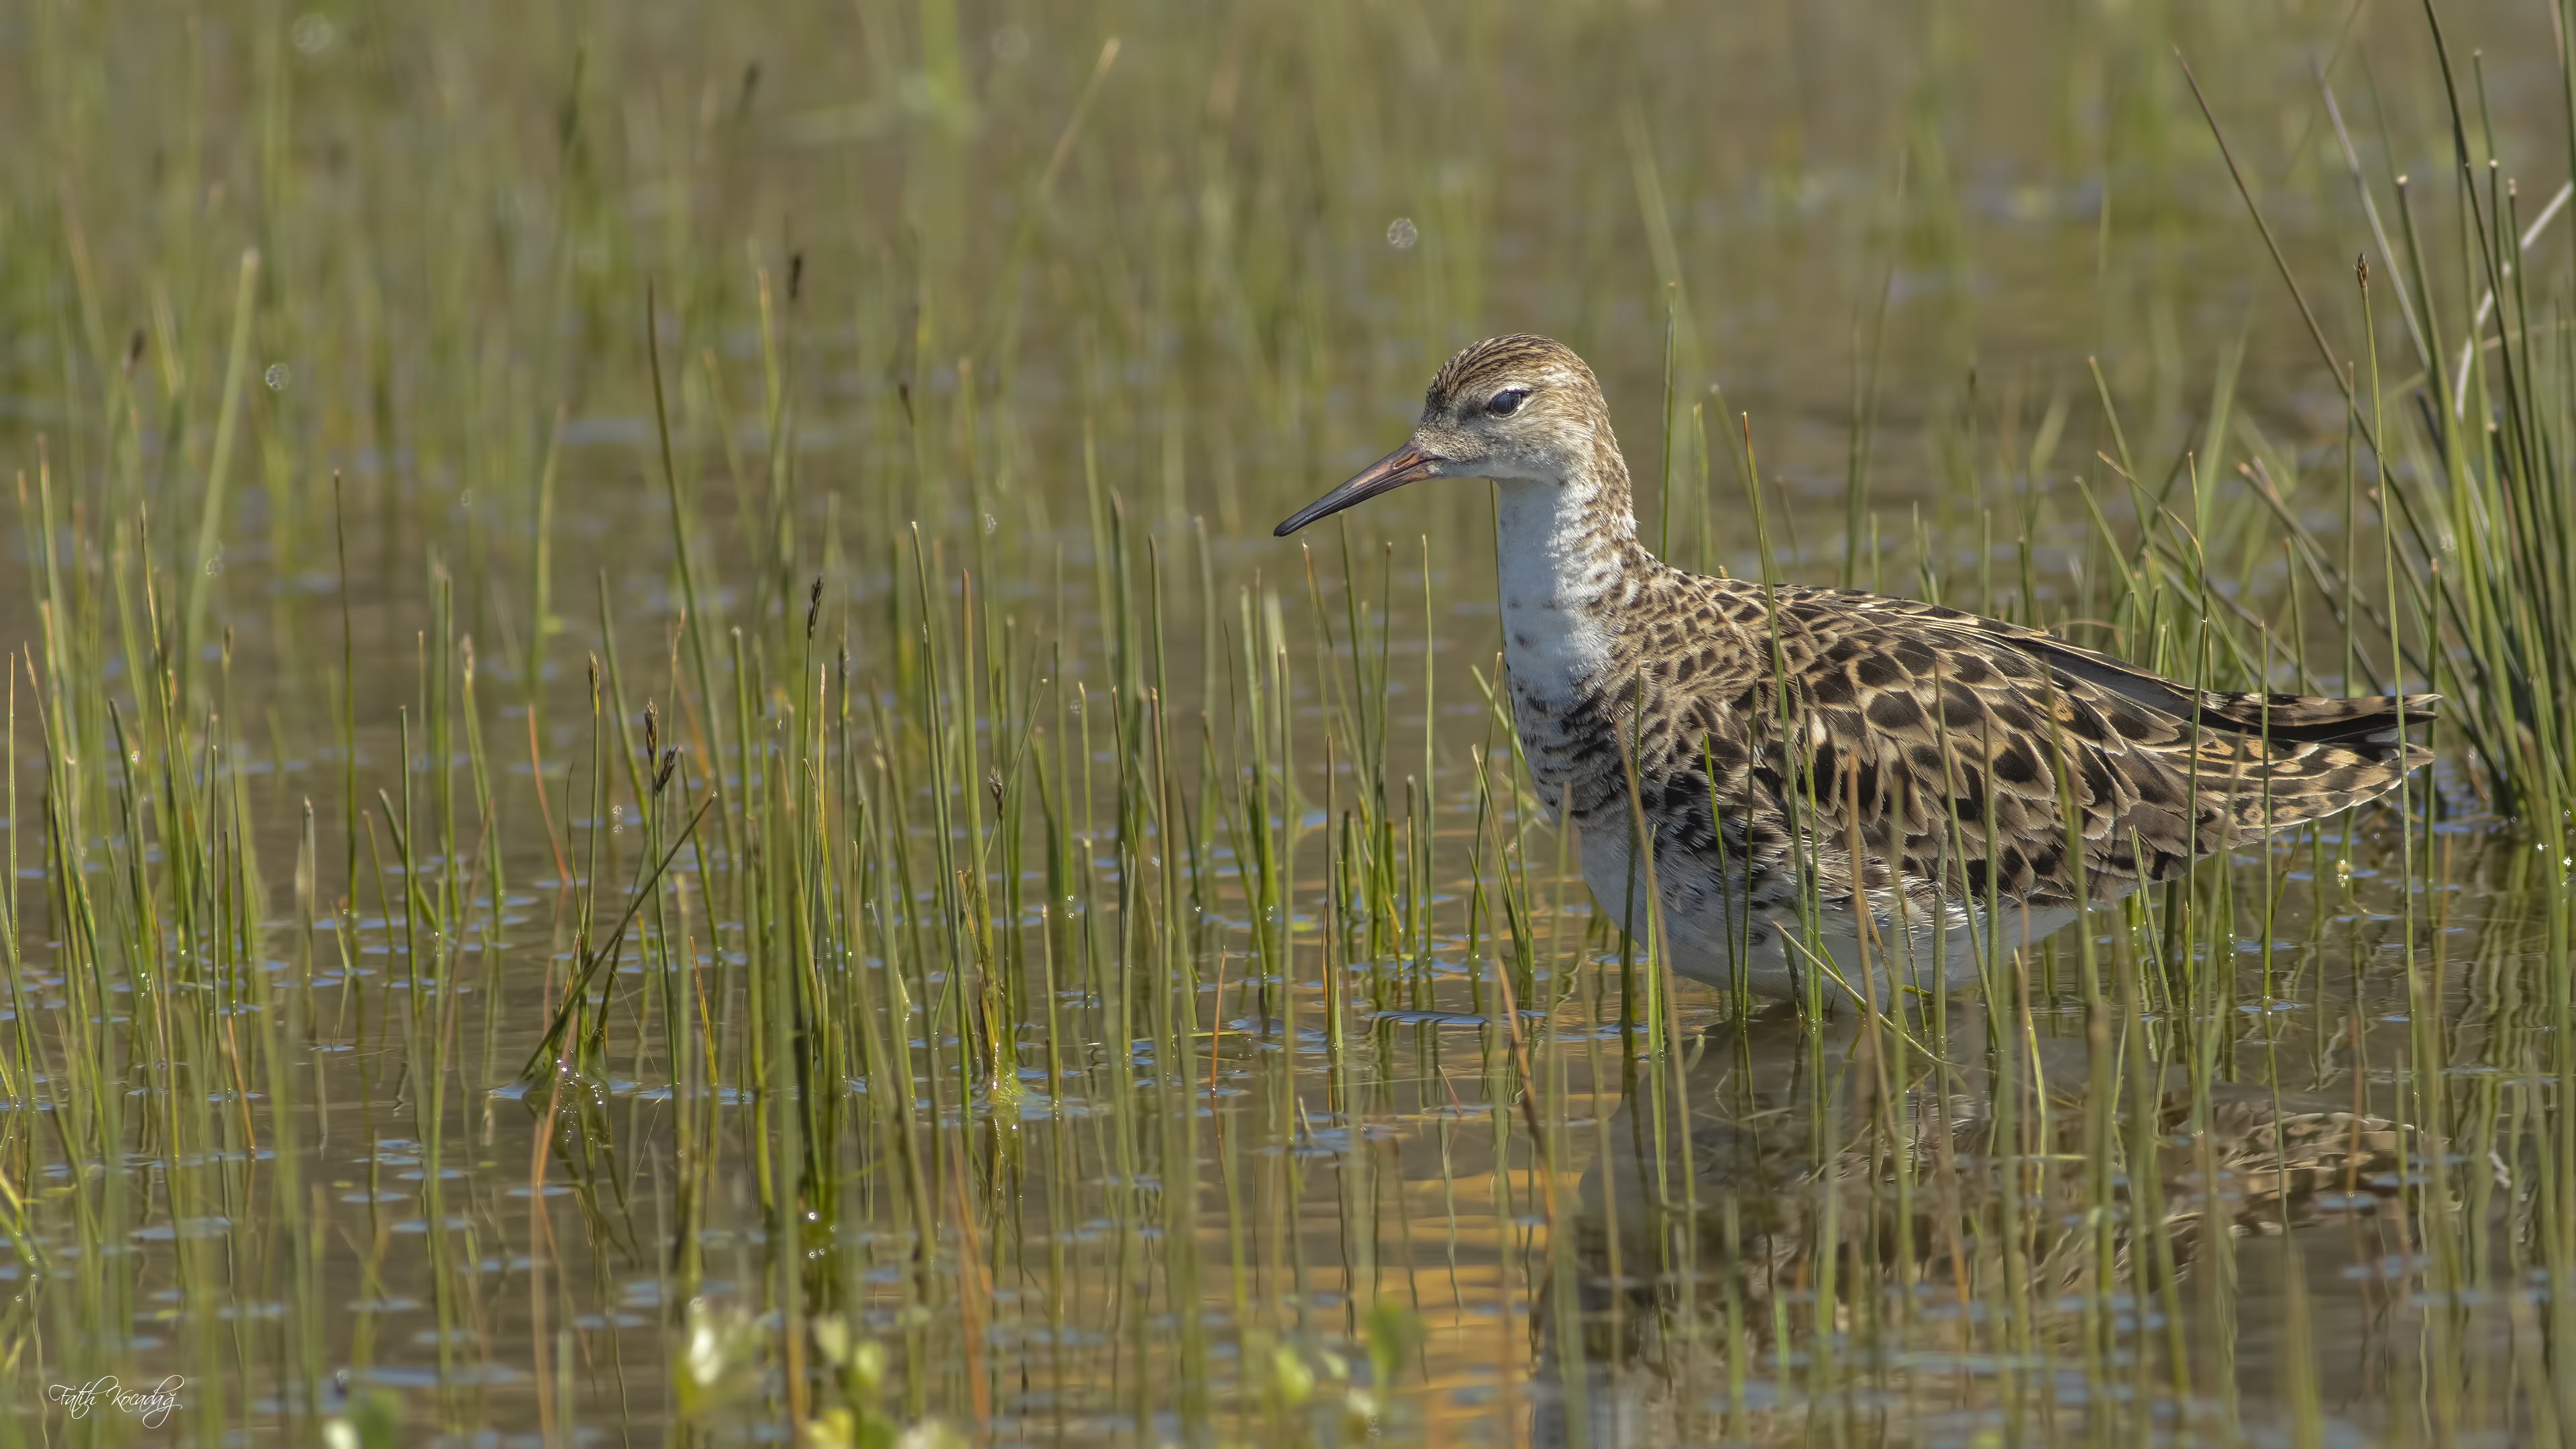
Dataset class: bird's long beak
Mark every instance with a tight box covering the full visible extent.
[1273,443,1441,536]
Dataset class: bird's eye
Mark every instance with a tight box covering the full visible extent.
[1485,387,1531,417]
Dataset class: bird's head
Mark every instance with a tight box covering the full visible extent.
[1275,334,1611,535]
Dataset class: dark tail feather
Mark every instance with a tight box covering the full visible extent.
[2194,690,2443,748]
[2007,633,2440,748]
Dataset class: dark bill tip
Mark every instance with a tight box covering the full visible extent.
[1273,444,1440,537]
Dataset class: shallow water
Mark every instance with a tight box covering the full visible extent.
[3,1,2573,1444]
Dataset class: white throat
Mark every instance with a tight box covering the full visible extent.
[1492,474,1630,708]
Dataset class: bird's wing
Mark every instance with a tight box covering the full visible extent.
[1796,586,2440,742]
[1646,583,2430,911]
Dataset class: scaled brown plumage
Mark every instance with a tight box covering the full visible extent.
[1574,574,2436,912]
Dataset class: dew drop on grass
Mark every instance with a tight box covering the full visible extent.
[1386,217,1417,250]
[264,363,291,389]
[290,13,335,56]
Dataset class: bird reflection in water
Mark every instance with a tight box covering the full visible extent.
[1527,1008,2474,1446]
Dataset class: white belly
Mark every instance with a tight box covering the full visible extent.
[1575,825,2079,1005]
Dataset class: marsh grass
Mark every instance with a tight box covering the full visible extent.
[1,2,2574,1446]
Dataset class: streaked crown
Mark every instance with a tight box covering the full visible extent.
[1424,334,1602,420]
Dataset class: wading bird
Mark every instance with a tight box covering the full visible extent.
[1275,335,2434,1004]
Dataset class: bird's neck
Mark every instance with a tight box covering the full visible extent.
[1493,431,1654,603]
[1493,437,1656,706]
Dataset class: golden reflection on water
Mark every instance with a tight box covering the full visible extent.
[886,824,2555,1447]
